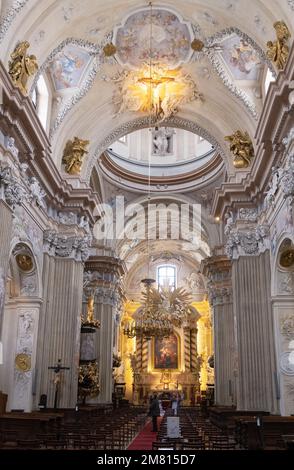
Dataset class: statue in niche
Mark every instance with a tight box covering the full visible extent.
[8,41,38,95]
[62,137,89,175]
[152,127,174,156]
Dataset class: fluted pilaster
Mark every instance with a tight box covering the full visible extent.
[0,200,13,334]
[232,251,278,412]
[201,255,235,406]
[184,327,191,371]
[35,254,83,408]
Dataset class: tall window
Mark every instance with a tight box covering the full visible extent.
[264,68,275,96]
[157,265,176,290]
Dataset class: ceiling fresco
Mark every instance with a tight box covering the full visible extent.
[50,45,91,90]
[219,34,262,81]
[114,7,193,69]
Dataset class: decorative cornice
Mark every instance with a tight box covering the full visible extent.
[43,230,90,261]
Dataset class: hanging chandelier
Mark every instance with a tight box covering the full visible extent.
[123,279,193,340]
[123,278,173,340]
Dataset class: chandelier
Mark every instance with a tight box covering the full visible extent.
[123,279,193,340]
[123,278,173,340]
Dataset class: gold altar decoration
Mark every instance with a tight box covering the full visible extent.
[114,65,202,124]
[81,296,100,331]
[62,137,89,175]
[8,41,38,95]
[280,248,294,268]
[113,354,122,368]
[103,42,117,57]
[16,253,33,272]
[15,353,31,372]
[78,361,100,397]
[224,130,254,168]
[266,21,291,70]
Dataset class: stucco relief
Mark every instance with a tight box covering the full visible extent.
[280,314,294,340]
[278,272,294,295]
[12,310,35,410]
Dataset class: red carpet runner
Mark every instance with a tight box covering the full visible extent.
[127,418,162,450]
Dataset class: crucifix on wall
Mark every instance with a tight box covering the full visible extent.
[48,359,70,410]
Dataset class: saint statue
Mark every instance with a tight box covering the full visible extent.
[152,127,174,155]
[8,41,38,95]
[62,137,89,175]
[225,130,254,168]
[266,21,291,70]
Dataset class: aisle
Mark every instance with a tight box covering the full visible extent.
[127,418,162,450]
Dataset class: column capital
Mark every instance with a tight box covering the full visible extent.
[43,230,90,261]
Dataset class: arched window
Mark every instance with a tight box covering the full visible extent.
[32,75,49,131]
[264,68,275,96]
[157,265,176,290]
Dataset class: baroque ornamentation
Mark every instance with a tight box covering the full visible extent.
[238,208,258,222]
[0,0,30,44]
[62,137,90,175]
[226,225,269,259]
[280,154,294,199]
[266,21,291,70]
[78,361,100,398]
[112,66,203,123]
[8,41,38,95]
[280,351,294,376]
[0,165,46,210]
[224,130,254,168]
[263,166,283,210]
[5,136,19,158]
[288,1,294,11]
[280,315,294,341]
[280,249,294,268]
[16,253,33,272]
[43,231,90,262]
[15,353,31,372]
[278,272,294,295]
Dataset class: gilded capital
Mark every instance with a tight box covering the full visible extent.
[224,130,254,169]
[62,137,89,175]
[8,41,38,95]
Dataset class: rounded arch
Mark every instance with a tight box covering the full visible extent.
[272,234,294,297]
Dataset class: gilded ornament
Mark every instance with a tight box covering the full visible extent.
[16,253,33,272]
[81,296,100,330]
[8,41,38,95]
[103,42,117,57]
[191,39,204,52]
[62,137,89,175]
[15,353,31,372]
[266,21,291,70]
[78,361,100,398]
[224,130,254,168]
[280,249,294,268]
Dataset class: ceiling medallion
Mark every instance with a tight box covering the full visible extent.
[103,42,117,57]
[16,253,34,272]
[280,249,294,268]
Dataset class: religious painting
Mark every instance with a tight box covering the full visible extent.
[114,8,192,69]
[154,333,178,370]
[220,35,261,80]
[50,45,91,90]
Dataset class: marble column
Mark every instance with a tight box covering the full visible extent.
[201,255,235,406]
[232,251,278,412]
[0,200,14,335]
[35,231,88,409]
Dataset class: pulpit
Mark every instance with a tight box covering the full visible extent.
[0,391,8,414]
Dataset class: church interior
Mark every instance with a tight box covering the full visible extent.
[0,0,294,453]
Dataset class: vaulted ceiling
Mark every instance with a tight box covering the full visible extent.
[1,0,293,184]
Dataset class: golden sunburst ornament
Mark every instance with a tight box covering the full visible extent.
[191,39,204,52]
[103,42,117,57]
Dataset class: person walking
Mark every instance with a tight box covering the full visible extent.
[149,394,160,432]
[171,393,178,416]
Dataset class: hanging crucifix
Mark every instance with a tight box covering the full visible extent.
[48,359,70,410]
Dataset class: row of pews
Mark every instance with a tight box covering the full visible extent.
[209,406,294,450]
[0,405,147,449]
